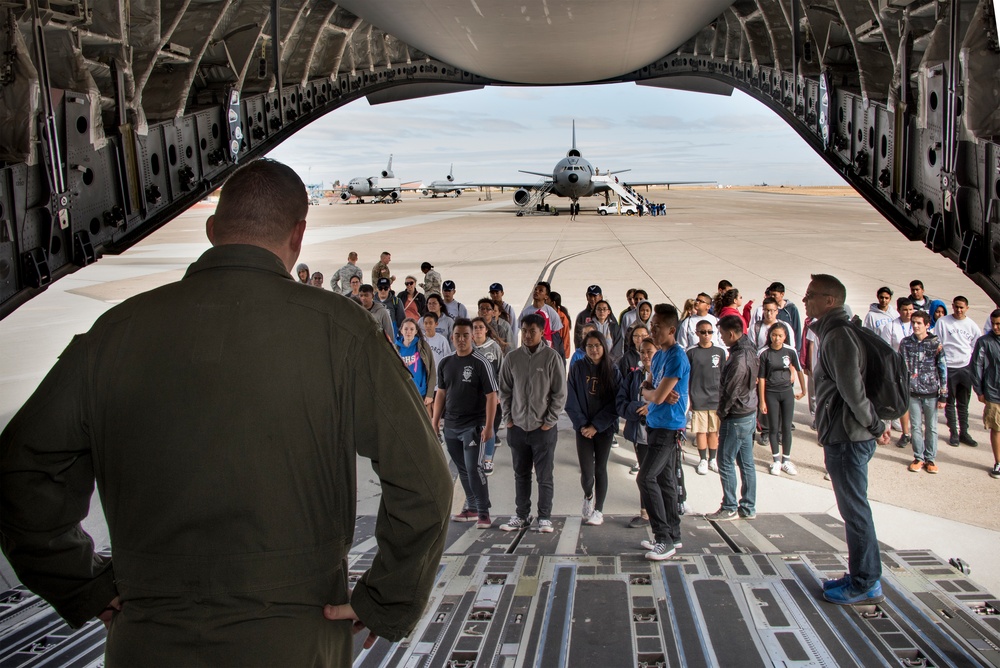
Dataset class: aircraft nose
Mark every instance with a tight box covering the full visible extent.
[568,173,579,184]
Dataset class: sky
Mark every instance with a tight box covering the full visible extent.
[267,82,847,189]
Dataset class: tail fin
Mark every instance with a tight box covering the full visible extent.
[572,120,576,151]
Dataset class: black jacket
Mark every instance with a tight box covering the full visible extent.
[717,334,759,420]
[566,358,621,433]
[616,367,648,444]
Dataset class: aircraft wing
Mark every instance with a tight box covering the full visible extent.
[453,179,552,190]
[613,179,715,187]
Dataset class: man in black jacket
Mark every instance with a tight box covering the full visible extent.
[707,315,759,521]
[806,273,890,606]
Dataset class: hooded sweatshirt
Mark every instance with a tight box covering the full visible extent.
[927,299,948,326]
[498,343,567,431]
[899,332,947,397]
[862,302,898,332]
[295,263,310,284]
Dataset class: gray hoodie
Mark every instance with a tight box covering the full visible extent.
[498,343,567,431]
[814,306,884,444]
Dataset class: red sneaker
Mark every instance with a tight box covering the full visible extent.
[452,509,478,522]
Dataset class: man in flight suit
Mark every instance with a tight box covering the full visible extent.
[0,159,452,666]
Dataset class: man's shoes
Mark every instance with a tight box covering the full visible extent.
[482,460,494,476]
[756,432,768,446]
[708,458,719,473]
[822,573,850,591]
[949,432,960,447]
[781,460,798,475]
[696,459,709,475]
[536,518,554,533]
[644,542,676,561]
[640,539,656,550]
[770,461,782,476]
[582,495,595,520]
[585,510,604,526]
[990,462,1000,479]
[629,462,640,475]
[500,515,533,531]
[477,514,492,529]
[960,433,978,447]
[628,513,649,528]
[705,508,738,521]
[611,437,620,448]
[925,461,939,474]
[453,508,478,522]
[738,508,756,520]
[896,433,911,448]
[823,580,885,606]
[908,459,925,473]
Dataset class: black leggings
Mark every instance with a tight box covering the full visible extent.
[765,388,795,457]
[576,428,615,512]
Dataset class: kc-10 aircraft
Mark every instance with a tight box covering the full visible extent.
[420,165,464,197]
[463,122,710,214]
[339,155,416,203]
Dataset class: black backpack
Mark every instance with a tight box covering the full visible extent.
[829,317,910,420]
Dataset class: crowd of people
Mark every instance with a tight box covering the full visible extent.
[299,248,1000,573]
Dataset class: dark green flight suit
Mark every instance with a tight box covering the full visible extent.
[0,244,453,666]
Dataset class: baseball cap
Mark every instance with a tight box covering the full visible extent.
[376,277,391,290]
[586,284,602,296]
[489,283,504,292]
[420,261,433,271]
[442,280,456,291]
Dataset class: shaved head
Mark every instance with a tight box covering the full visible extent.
[211,159,308,246]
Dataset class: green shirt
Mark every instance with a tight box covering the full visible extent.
[0,244,452,666]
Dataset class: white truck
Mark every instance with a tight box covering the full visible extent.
[598,202,638,216]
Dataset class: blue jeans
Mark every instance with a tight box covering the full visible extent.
[909,395,939,462]
[824,439,881,590]
[717,413,757,513]
[444,425,490,515]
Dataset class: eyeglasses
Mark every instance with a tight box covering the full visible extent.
[696,299,710,305]
[585,344,603,350]
[405,281,414,286]
[803,292,831,300]
[697,330,714,335]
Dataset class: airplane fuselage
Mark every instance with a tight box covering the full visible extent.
[550,154,596,202]
[344,176,402,199]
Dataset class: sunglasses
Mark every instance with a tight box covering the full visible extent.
[405,281,414,286]
[697,330,714,335]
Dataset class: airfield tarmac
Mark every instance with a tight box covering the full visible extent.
[1,185,999,597]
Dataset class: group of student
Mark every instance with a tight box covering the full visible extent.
[300,256,1000,549]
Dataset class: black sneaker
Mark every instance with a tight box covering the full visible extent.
[896,433,911,448]
[990,462,1000,479]
[959,433,978,447]
[948,432,960,447]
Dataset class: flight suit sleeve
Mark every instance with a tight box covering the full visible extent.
[348,331,452,642]
[0,334,118,628]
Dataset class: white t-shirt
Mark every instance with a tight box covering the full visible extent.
[677,313,720,350]
[878,318,912,352]
[934,314,983,367]
[751,319,796,351]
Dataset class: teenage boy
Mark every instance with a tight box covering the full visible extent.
[863,287,897,333]
[433,319,499,529]
[677,293,720,349]
[708,315,759,521]
[358,284,394,342]
[497,314,567,533]
[687,320,727,475]
[441,280,468,319]
[899,311,947,473]
[376,277,405,335]
[770,282,802,345]
[489,283,518,332]
[518,282,563,350]
[936,296,984,446]
[880,297,914,445]
[637,304,690,561]
[422,312,453,366]
[909,280,931,311]
[971,309,1000,479]
[751,297,796,350]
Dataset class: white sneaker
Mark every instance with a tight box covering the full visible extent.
[645,543,676,561]
[582,495,595,520]
[536,519,554,533]
[770,461,782,476]
[781,460,798,475]
[611,438,620,448]
[585,510,604,526]
[696,459,709,475]
[708,458,719,473]
[640,539,656,550]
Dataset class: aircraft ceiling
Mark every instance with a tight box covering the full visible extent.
[1,0,999,318]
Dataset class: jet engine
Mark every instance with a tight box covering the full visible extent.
[340,192,350,201]
[389,190,400,201]
[513,188,531,206]
[381,170,390,178]
[422,189,431,197]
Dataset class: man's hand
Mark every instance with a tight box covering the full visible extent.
[665,390,680,405]
[795,391,805,400]
[580,425,597,438]
[481,425,494,444]
[978,394,986,404]
[877,428,891,446]
[636,405,649,416]
[431,418,440,434]
[324,603,378,649]
[507,421,514,429]
[97,596,121,630]
[540,424,552,431]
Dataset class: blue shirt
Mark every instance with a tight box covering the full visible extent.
[646,344,690,430]
[396,339,428,397]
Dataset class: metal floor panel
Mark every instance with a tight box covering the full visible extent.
[3,514,999,667]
